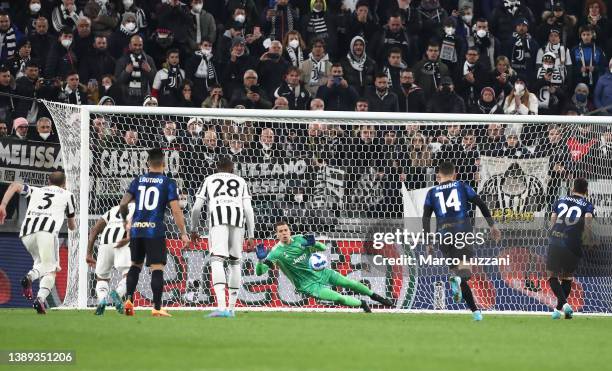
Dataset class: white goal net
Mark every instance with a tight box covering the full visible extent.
[43,101,612,313]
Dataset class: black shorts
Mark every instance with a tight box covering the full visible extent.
[130,238,167,266]
[439,243,474,268]
[546,246,580,275]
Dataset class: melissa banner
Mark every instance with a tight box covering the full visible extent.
[0,138,63,186]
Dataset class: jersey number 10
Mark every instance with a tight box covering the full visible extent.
[435,189,461,214]
[137,186,160,210]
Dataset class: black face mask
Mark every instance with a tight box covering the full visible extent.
[401,83,412,89]
[267,53,280,59]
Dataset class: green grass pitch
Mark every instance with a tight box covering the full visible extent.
[1,309,611,371]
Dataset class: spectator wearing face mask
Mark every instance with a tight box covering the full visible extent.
[119,0,147,34]
[185,38,219,103]
[502,79,538,115]
[11,117,29,141]
[220,36,257,94]
[533,51,566,115]
[399,68,426,113]
[282,30,307,68]
[568,83,594,115]
[467,18,501,72]
[13,0,49,37]
[27,116,58,143]
[536,28,573,84]
[438,17,466,79]
[187,0,216,52]
[45,27,78,79]
[108,12,139,59]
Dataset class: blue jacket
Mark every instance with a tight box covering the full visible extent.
[594,71,612,113]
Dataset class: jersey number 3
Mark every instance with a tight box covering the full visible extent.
[435,189,461,214]
[137,186,160,210]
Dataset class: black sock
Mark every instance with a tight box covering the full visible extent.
[548,277,566,310]
[126,265,141,301]
[561,280,572,300]
[460,280,478,312]
[151,270,164,311]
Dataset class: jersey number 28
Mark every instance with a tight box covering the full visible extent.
[212,179,240,197]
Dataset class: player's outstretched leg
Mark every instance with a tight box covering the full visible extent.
[329,271,394,307]
[316,288,371,312]
[33,272,55,315]
[458,279,482,320]
[124,264,142,316]
[548,276,570,319]
[449,276,462,303]
[95,279,109,315]
[150,266,171,317]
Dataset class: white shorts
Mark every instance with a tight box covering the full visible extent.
[21,232,60,276]
[95,243,131,279]
[208,224,245,258]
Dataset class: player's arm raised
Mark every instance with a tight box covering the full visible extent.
[86,217,107,267]
[0,182,25,224]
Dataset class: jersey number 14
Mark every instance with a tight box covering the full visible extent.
[435,189,461,214]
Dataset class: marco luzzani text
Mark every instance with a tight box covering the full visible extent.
[371,230,510,267]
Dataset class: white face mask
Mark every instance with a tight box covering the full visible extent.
[166,135,176,142]
[39,132,51,140]
[476,29,487,38]
[462,14,473,23]
[514,84,525,95]
[294,194,304,203]
[192,3,203,12]
[179,200,188,209]
[125,22,136,32]
[289,39,299,49]
[102,83,111,90]
[543,63,554,69]
[235,14,246,23]
[194,124,203,134]
[30,3,42,12]
[61,39,72,48]
[123,0,134,8]
[444,27,455,36]
[202,47,212,57]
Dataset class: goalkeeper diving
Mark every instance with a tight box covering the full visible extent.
[255,221,394,312]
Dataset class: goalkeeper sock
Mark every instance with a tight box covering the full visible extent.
[151,270,164,311]
[561,279,572,299]
[211,255,227,310]
[126,265,141,301]
[460,280,478,312]
[27,269,40,282]
[227,258,241,310]
[37,274,55,301]
[116,276,127,298]
[548,277,567,310]
[96,280,109,303]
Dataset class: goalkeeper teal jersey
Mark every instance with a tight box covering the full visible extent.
[261,235,326,290]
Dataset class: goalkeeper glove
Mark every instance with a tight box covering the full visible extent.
[255,243,268,260]
[302,233,316,247]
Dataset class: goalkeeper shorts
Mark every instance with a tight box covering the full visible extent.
[299,269,343,298]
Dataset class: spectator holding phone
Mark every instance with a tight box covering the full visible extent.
[315,63,358,111]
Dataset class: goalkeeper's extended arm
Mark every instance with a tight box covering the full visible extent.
[302,234,326,251]
[255,243,273,275]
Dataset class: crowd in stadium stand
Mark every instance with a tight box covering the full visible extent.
[0,0,611,184]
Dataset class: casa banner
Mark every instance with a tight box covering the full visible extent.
[0,138,63,187]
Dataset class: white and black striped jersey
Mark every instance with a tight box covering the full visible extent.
[19,184,76,237]
[99,204,135,246]
[195,172,251,228]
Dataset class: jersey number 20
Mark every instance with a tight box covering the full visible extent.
[137,186,160,210]
[435,189,461,214]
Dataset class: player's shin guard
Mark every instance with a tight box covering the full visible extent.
[460,280,478,312]
[116,276,127,298]
[37,274,55,301]
[210,255,227,310]
[548,277,567,310]
[150,270,164,311]
[561,279,572,299]
[125,265,141,301]
[96,280,109,303]
[227,258,241,311]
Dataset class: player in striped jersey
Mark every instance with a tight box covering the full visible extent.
[0,172,76,314]
[86,203,135,315]
[191,157,256,318]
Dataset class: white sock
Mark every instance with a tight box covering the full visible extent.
[227,259,241,310]
[210,256,227,310]
[37,274,55,301]
[96,280,109,303]
[27,269,40,282]
[115,277,127,298]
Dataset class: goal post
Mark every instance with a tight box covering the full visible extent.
[42,100,612,313]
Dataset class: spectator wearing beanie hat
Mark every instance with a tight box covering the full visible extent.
[470,86,501,114]
[108,12,139,60]
[537,1,577,48]
[504,17,539,82]
[11,117,29,141]
[220,36,257,94]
